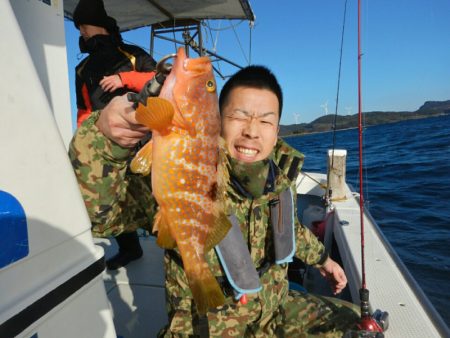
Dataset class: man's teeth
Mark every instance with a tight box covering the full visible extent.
[237,147,257,155]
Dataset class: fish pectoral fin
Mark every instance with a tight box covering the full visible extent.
[130,140,152,175]
[136,97,174,132]
[155,210,177,249]
[204,209,232,252]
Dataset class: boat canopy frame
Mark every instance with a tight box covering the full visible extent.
[150,19,245,79]
[64,0,255,77]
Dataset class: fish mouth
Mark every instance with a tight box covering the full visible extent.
[184,56,211,73]
[172,47,211,73]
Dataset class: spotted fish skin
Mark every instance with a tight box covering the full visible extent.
[131,47,230,314]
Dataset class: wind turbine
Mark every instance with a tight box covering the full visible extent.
[293,112,301,124]
[345,106,353,115]
[320,100,329,116]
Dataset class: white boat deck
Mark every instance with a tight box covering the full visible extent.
[89,172,449,338]
[94,236,167,338]
[297,172,447,338]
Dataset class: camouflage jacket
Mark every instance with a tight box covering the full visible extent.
[69,111,327,318]
[164,141,328,324]
[69,110,157,237]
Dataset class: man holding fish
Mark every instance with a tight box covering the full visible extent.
[69,48,359,336]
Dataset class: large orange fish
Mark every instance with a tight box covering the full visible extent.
[130,47,230,314]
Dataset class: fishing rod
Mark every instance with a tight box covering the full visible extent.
[318,2,389,334]
[325,0,348,206]
[353,0,389,336]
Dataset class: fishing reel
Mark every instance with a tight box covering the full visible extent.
[126,53,176,155]
[344,312,388,337]
[358,309,389,332]
[344,289,389,338]
[346,310,389,338]
[358,288,389,331]
[127,52,176,107]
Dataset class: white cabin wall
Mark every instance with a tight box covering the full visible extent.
[0,2,116,336]
[7,0,73,147]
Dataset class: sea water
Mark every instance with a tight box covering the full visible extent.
[284,114,450,326]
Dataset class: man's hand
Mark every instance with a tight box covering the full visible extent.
[96,95,149,148]
[100,74,124,92]
[318,257,348,295]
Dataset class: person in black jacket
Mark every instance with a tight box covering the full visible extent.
[73,0,157,127]
[73,0,157,270]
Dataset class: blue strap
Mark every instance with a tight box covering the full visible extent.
[215,215,262,297]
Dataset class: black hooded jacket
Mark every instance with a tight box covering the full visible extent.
[75,34,156,124]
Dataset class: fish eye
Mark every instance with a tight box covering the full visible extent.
[206,80,216,93]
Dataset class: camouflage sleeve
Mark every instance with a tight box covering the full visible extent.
[68,110,156,237]
[292,184,328,267]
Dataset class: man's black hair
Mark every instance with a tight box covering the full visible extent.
[219,65,283,119]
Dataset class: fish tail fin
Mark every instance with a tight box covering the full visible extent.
[130,139,153,175]
[136,97,174,132]
[186,265,225,314]
[154,210,176,249]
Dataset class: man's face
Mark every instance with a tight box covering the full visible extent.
[221,86,280,163]
[79,24,108,41]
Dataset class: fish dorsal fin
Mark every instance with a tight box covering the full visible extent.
[204,139,231,251]
[136,97,174,132]
[130,140,153,175]
[154,209,177,249]
[217,137,231,193]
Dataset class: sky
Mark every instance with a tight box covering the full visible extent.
[64,0,450,126]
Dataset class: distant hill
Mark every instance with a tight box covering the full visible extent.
[280,100,450,136]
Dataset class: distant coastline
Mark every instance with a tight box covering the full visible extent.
[280,100,450,137]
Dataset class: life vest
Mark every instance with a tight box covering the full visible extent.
[214,187,295,300]
[166,151,302,301]
[164,186,295,301]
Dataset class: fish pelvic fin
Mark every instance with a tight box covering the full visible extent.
[205,208,231,253]
[136,97,174,132]
[154,210,176,249]
[186,265,225,315]
[130,140,152,175]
